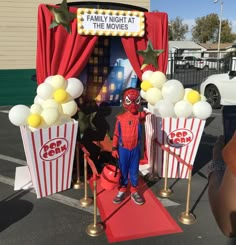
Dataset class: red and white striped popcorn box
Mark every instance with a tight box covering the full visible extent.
[19,120,78,198]
[144,114,205,179]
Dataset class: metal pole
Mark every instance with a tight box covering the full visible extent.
[159,148,172,198]
[215,0,223,59]
[79,154,93,207]
[86,176,104,237]
[178,169,196,225]
[73,143,84,189]
[93,179,97,225]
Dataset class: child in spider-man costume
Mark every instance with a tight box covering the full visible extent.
[112,88,147,205]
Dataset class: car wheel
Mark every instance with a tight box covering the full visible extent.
[203,65,209,71]
[185,63,190,69]
[204,85,221,109]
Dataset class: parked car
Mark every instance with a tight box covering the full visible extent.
[175,56,198,69]
[194,58,224,70]
[200,70,236,109]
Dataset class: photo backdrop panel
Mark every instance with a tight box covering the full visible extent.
[20,121,78,198]
[145,115,205,179]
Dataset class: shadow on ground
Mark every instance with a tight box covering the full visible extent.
[0,190,33,232]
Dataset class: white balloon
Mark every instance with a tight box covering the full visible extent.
[34,95,45,105]
[154,99,175,117]
[140,89,147,100]
[200,94,207,102]
[55,114,73,126]
[8,105,30,126]
[146,87,162,105]
[30,103,43,114]
[192,101,212,120]
[66,78,84,99]
[174,100,193,118]
[44,75,68,89]
[142,70,153,81]
[61,100,78,117]
[147,103,155,114]
[44,76,54,84]
[161,79,185,104]
[37,83,54,100]
[41,108,60,126]
[149,71,167,89]
[42,99,63,113]
[51,75,68,89]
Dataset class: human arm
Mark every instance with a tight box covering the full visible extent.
[208,134,236,237]
[139,110,150,123]
[112,120,119,159]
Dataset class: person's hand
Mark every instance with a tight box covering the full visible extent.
[212,135,225,161]
[112,149,119,159]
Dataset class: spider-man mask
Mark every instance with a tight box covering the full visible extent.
[122,88,141,114]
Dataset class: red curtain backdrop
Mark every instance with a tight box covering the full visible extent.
[121,12,169,80]
[36,4,98,84]
[36,5,168,84]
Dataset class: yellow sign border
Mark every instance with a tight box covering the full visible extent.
[77,8,145,37]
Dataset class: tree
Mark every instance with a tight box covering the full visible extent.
[192,14,218,43]
[220,19,235,43]
[192,13,235,43]
[169,17,189,41]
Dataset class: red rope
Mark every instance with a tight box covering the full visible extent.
[155,139,193,170]
[79,143,99,180]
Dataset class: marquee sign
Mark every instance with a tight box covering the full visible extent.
[77,8,145,37]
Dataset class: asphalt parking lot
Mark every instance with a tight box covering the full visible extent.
[1,106,236,245]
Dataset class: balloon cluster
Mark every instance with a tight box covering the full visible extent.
[140,70,212,120]
[9,75,84,131]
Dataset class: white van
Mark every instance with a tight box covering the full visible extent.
[194,58,224,70]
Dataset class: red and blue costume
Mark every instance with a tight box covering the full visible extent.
[112,88,146,205]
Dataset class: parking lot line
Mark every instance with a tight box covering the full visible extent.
[0,154,26,165]
[0,153,180,210]
[0,173,95,214]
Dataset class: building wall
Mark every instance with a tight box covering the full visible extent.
[0,0,150,70]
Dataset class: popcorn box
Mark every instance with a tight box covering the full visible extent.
[144,114,205,179]
[18,120,78,198]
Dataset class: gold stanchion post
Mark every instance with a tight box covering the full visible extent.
[86,176,104,236]
[79,154,93,207]
[178,169,196,225]
[147,139,159,181]
[159,148,172,198]
[73,143,84,189]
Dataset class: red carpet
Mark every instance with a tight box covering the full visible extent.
[91,177,182,243]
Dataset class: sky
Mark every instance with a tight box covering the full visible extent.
[150,0,236,40]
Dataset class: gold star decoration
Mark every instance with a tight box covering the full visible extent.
[46,0,76,33]
[93,134,113,152]
[136,40,165,70]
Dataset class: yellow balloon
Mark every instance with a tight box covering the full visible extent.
[53,89,68,103]
[27,114,43,128]
[141,80,153,92]
[187,90,201,104]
